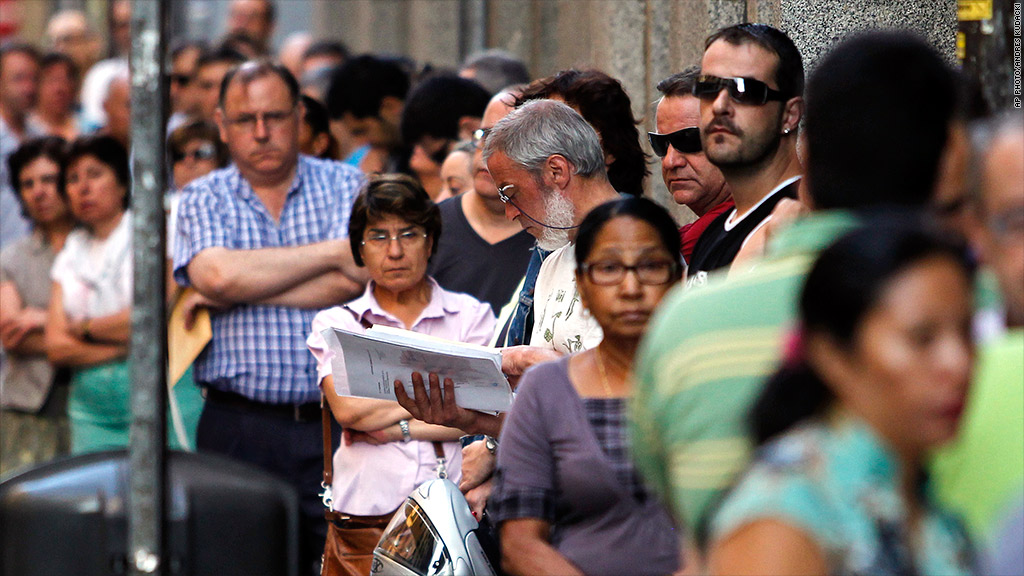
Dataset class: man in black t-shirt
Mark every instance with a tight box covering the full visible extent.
[686,23,805,288]
[428,89,534,314]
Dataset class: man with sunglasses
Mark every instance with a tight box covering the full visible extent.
[632,31,968,554]
[686,23,804,287]
[166,40,204,134]
[173,60,367,576]
[651,67,733,264]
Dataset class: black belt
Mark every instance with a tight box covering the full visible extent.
[204,387,321,423]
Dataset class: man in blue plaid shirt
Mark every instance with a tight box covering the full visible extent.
[172,60,366,575]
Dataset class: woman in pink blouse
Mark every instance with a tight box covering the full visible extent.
[307,174,494,576]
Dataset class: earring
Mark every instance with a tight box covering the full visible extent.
[782,127,791,135]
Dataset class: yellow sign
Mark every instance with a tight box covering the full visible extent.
[958,0,992,21]
[957,31,966,62]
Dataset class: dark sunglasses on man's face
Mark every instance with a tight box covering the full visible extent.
[692,74,787,105]
[171,142,217,164]
[648,127,702,157]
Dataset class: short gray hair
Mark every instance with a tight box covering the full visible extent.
[482,99,606,181]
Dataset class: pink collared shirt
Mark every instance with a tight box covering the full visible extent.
[307,277,495,515]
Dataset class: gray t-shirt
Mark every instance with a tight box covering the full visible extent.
[427,194,533,315]
[491,356,681,576]
[0,232,62,411]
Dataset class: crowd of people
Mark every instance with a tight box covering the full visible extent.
[1,1,1021,575]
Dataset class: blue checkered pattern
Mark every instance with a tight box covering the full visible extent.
[173,155,366,404]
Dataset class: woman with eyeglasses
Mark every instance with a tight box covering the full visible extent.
[165,120,228,264]
[162,120,229,448]
[307,174,495,576]
[706,222,977,576]
[489,197,684,576]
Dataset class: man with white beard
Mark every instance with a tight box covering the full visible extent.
[483,99,620,372]
[397,100,620,514]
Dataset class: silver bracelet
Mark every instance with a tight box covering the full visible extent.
[398,419,412,443]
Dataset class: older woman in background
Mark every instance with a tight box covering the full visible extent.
[45,135,202,453]
[44,135,133,453]
[436,140,474,203]
[0,136,74,475]
[518,69,649,197]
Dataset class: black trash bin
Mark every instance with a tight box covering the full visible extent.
[0,450,298,576]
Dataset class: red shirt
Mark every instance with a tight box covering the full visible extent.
[678,199,735,264]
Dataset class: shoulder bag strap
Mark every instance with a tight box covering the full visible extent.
[321,309,376,512]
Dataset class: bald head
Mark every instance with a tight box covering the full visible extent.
[46,10,100,72]
[481,88,519,129]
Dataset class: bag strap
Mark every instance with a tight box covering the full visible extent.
[322,309,376,512]
[432,441,448,479]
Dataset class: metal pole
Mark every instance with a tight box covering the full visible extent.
[128,0,168,574]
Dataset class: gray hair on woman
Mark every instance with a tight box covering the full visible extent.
[482,99,606,181]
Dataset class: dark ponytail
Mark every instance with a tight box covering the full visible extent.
[752,360,833,445]
[749,213,973,445]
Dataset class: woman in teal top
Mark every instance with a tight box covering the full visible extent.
[707,221,978,575]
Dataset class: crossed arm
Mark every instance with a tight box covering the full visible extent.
[186,240,368,309]
[321,374,464,444]
[44,282,128,367]
[0,281,47,355]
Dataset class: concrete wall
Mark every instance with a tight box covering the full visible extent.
[313,0,955,223]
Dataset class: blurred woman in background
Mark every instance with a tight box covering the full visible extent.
[0,136,74,475]
[298,94,340,160]
[46,135,202,453]
[518,69,649,197]
[708,221,977,576]
[44,135,133,453]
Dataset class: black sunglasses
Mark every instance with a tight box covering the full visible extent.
[648,127,702,157]
[692,74,786,105]
[171,142,217,163]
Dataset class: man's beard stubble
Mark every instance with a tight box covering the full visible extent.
[704,111,784,171]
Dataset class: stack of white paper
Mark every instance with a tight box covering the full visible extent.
[325,325,513,413]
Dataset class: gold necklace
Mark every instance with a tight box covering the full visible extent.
[594,347,613,397]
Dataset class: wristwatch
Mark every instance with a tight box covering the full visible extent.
[484,435,498,455]
[398,419,412,443]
